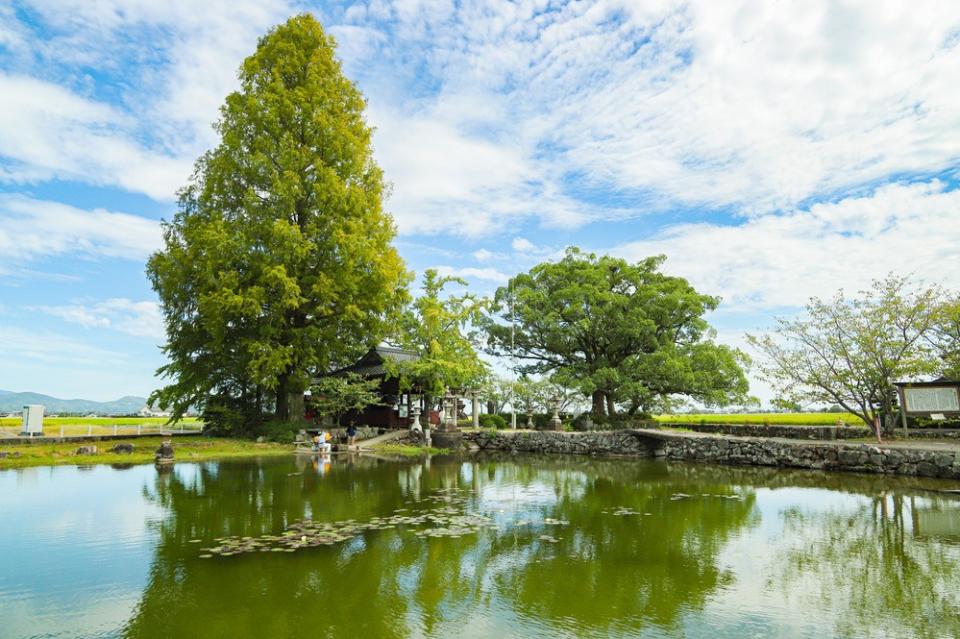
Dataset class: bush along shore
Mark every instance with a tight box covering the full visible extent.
[0,437,290,469]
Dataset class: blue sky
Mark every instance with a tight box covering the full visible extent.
[1,0,959,403]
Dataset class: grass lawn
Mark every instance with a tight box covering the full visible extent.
[369,443,448,456]
[0,436,289,469]
[0,416,203,437]
[654,412,863,426]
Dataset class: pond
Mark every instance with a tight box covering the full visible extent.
[2,454,960,638]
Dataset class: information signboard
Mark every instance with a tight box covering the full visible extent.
[903,387,960,413]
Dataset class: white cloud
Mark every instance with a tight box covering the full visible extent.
[35,299,165,340]
[352,0,960,234]
[612,180,960,312]
[0,74,191,200]
[0,325,129,367]
[431,265,509,284]
[472,248,495,262]
[511,237,536,253]
[0,195,162,263]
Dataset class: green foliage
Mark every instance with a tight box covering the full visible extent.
[147,14,409,424]
[748,275,946,429]
[255,419,307,444]
[387,269,489,398]
[485,247,749,417]
[771,398,803,412]
[930,296,960,379]
[311,372,382,424]
[478,413,508,429]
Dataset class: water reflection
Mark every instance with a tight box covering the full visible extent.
[2,455,960,638]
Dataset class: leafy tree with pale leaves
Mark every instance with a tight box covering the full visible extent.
[747,275,945,431]
[386,269,490,414]
[148,14,409,427]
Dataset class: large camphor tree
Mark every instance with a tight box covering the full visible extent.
[484,248,749,417]
[148,14,409,426]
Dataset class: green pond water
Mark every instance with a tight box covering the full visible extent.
[2,453,960,638]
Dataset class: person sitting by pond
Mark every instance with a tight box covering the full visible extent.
[317,430,333,454]
[346,423,358,447]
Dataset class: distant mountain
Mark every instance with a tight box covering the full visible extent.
[0,390,148,415]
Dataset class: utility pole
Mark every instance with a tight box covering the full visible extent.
[510,279,517,430]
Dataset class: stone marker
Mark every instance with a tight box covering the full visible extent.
[155,440,175,465]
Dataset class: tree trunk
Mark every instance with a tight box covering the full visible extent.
[487,400,495,415]
[591,390,606,417]
[275,373,306,423]
[275,381,288,421]
[606,393,616,418]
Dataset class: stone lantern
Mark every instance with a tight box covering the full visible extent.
[433,387,462,449]
[549,395,562,431]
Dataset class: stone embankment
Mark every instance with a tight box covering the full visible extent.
[463,429,960,480]
[651,422,872,440]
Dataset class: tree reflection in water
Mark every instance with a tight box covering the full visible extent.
[773,491,960,639]
[118,454,960,639]
[122,455,757,638]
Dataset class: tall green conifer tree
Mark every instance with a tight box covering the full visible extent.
[148,14,409,425]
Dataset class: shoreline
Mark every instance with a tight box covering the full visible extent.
[0,436,291,470]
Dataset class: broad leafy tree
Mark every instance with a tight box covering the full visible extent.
[747,275,945,430]
[387,270,489,412]
[148,14,409,425]
[484,247,748,417]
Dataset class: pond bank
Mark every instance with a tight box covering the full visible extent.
[0,436,290,469]
[463,429,960,480]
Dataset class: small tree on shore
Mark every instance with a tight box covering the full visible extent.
[747,275,945,431]
[311,373,382,426]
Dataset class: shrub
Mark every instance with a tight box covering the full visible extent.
[478,414,508,429]
[255,419,311,444]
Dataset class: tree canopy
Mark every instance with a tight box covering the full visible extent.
[148,14,409,426]
[483,247,749,417]
[387,269,489,406]
[747,275,948,429]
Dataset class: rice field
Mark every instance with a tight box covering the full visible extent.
[0,416,203,436]
[654,412,863,426]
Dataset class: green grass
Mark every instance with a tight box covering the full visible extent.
[0,416,202,436]
[0,436,288,469]
[370,443,448,456]
[654,412,863,426]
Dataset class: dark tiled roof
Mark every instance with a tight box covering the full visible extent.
[320,346,418,379]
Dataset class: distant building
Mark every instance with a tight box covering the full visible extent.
[138,405,171,418]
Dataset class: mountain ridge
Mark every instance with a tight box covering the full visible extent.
[0,390,148,415]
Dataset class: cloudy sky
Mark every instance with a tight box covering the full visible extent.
[1,0,958,402]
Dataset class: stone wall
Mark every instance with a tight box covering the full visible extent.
[660,435,960,479]
[463,429,960,480]
[464,430,656,457]
[901,429,960,439]
[649,422,872,440]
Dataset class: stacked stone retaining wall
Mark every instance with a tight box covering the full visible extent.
[660,435,960,479]
[463,430,960,480]
[465,430,656,457]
